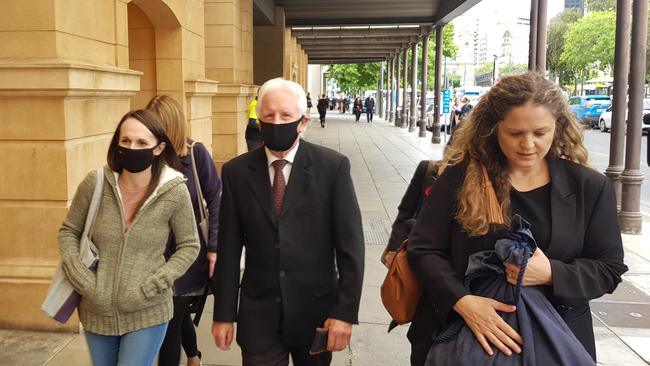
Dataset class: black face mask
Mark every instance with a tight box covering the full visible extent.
[259,116,303,151]
[116,145,157,173]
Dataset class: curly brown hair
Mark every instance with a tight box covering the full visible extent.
[438,72,588,236]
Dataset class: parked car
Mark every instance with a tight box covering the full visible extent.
[598,98,650,134]
[569,95,611,127]
[424,103,450,133]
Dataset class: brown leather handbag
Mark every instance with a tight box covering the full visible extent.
[381,238,422,325]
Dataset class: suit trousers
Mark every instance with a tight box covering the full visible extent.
[242,335,332,366]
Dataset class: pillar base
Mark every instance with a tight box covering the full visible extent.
[401,113,408,128]
[431,123,442,144]
[409,116,417,132]
[619,210,643,234]
[418,118,427,137]
[619,168,644,234]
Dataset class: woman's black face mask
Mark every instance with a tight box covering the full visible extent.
[116,145,157,173]
[259,116,303,151]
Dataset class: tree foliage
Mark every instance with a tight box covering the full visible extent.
[499,63,528,76]
[327,63,381,94]
[585,0,616,12]
[561,11,616,72]
[547,10,582,85]
[327,24,458,92]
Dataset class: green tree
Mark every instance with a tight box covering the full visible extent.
[585,0,616,12]
[547,10,582,85]
[424,23,458,87]
[474,62,493,75]
[327,63,381,94]
[561,11,616,72]
[499,63,528,76]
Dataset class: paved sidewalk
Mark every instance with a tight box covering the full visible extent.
[1,113,649,365]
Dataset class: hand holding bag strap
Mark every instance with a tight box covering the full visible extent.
[189,142,209,240]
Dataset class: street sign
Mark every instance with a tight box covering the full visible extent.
[442,89,450,114]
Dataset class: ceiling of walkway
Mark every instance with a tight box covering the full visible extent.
[254,0,481,64]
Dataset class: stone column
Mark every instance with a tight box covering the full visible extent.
[185,80,220,149]
[387,57,393,123]
[254,7,286,85]
[401,47,409,128]
[409,41,418,132]
[419,32,430,138]
[378,61,385,119]
[606,0,632,208]
[536,0,548,74]
[432,25,443,144]
[529,0,539,70]
[205,0,256,169]
[620,0,648,234]
[395,51,402,126]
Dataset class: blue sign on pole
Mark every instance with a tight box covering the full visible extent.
[442,89,451,114]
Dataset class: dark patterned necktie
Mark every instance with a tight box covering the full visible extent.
[271,159,288,216]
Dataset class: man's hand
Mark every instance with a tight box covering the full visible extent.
[323,318,352,352]
[212,322,234,350]
[207,252,217,278]
[503,248,552,287]
[453,295,522,356]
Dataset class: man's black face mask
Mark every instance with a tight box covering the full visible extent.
[259,116,303,152]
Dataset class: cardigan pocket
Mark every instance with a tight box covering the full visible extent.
[116,282,170,313]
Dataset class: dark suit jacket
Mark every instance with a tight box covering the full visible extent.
[407,157,627,360]
[385,160,437,252]
[212,141,365,353]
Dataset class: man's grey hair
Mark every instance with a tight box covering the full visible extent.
[255,77,308,117]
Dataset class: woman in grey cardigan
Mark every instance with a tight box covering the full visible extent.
[58,109,200,366]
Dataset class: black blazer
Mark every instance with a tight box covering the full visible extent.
[212,141,365,353]
[386,160,437,252]
[407,157,627,359]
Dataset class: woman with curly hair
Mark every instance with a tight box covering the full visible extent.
[406,72,627,365]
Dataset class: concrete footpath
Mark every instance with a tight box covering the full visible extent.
[2,113,649,365]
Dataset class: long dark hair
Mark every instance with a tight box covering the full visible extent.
[107,109,181,210]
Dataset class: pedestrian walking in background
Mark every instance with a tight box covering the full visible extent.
[246,96,263,151]
[353,97,363,122]
[211,78,365,366]
[365,96,375,122]
[407,72,627,365]
[146,95,222,366]
[455,96,472,126]
[449,97,459,135]
[317,94,329,128]
[306,92,313,111]
[59,109,200,366]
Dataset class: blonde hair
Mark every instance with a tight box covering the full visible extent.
[439,72,588,236]
[146,95,189,156]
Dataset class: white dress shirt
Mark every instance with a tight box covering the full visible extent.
[265,141,300,186]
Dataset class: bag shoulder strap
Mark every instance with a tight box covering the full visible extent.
[480,162,505,225]
[189,142,208,222]
[84,168,104,239]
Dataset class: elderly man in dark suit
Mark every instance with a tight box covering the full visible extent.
[211,77,365,366]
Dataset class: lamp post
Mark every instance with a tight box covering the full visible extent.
[492,54,499,85]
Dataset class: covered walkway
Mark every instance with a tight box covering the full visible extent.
[2,114,649,365]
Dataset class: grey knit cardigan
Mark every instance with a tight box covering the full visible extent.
[59,165,200,335]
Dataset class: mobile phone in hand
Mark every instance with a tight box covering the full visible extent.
[309,327,329,355]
